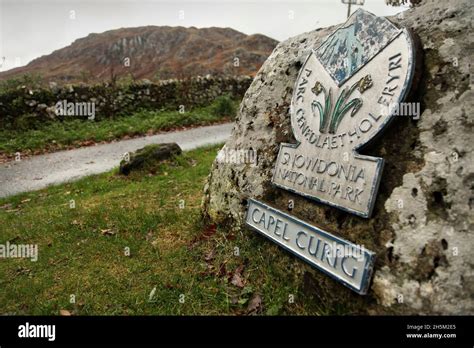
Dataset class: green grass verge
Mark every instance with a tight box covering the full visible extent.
[0,145,325,315]
[0,97,238,157]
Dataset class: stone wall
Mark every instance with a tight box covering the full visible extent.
[0,76,252,128]
[202,0,473,314]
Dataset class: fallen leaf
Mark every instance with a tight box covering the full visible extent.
[230,264,245,288]
[188,224,217,248]
[100,228,116,236]
[59,309,72,316]
[247,294,262,315]
[231,272,245,288]
[203,224,217,238]
[20,198,31,203]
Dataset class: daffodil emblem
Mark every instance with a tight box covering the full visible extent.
[311,75,372,134]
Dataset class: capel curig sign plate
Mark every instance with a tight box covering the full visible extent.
[246,199,375,294]
[272,9,416,218]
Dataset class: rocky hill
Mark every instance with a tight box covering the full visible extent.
[0,26,278,84]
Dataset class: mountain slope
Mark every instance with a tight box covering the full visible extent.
[0,26,278,84]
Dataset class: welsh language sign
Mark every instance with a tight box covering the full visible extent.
[272,9,416,218]
[246,199,375,294]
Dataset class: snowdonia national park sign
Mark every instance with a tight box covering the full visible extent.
[246,9,416,294]
[273,9,416,218]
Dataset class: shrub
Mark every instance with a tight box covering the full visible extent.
[211,95,236,117]
[0,73,44,95]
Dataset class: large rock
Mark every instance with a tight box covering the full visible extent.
[202,0,473,314]
[119,143,182,175]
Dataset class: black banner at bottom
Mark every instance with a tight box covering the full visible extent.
[0,315,472,346]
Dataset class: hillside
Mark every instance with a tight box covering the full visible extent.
[0,26,278,84]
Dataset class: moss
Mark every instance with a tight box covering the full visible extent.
[119,143,182,176]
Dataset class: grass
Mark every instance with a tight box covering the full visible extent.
[0,97,238,158]
[0,144,325,315]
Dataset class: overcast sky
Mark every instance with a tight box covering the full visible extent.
[0,0,408,71]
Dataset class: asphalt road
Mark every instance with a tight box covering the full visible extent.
[0,123,232,198]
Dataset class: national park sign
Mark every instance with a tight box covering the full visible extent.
[273,9,416,218]
[246,9,416,295]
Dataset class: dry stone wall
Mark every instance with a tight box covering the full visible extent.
[0,76,252,128]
